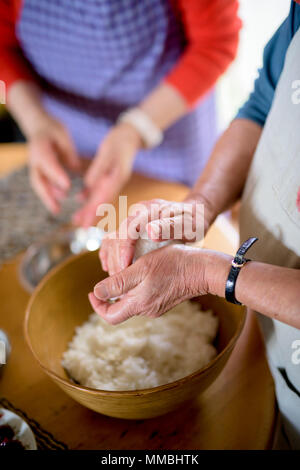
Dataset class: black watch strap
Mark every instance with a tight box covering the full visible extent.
[225,237,258,305]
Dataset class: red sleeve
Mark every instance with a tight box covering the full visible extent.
[166,0,242,106]
[0,0,36,95]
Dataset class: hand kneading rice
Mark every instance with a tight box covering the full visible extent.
[62,301,218,391]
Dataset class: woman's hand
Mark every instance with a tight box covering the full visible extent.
[72,122,143,228]
[89,244,210,325]
[99,197,214,275]
[73,80,188,228]
[28,114,81,214]
[92,239,300,329]
[7,81,81,214]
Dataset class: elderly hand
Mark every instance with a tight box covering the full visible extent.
[72,122,143,227]
[100,197,212,275]
[29,114,81,214]
[89,244,212,325]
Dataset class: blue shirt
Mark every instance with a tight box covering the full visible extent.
[236,1,300,126]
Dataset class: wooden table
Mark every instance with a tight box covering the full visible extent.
[0,144,275,449]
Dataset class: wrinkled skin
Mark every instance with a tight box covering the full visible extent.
[90,244,208,325]
[100,198,208,275]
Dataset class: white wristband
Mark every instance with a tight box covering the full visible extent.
[118,108,163,149]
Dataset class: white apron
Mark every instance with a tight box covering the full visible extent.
[240,28,300,449]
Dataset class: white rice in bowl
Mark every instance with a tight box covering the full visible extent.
[62,300,219,391]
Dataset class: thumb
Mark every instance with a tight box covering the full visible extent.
[72,168,120,227]
[94,263,143,300]
[146,215,184,241]
[37,139,71,191]
[84,145,110,189]
[56,128,81,172]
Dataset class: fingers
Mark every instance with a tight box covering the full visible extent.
[99,239,109,272]
[72,202,97,228]
[107,239,136,275]
[146,214,186,241]
[90,243,192,325]
[99,239,118,275]
[74,141,122,227]
[29,138,73,214]
[51,184,68,201]
[116,239,136,272]
[83,144,109,189]
[146,203,200,242]
[88,292,107,313]
[94,262,142,300]
[56,129,81,172]
[110,214,144,273]
[30,168,60,214]
[88,290,140,325]
[99,199,197,278]
[99,213,146,275]
[99,201,162,275]
[73,169,121,227]
[33,138,71,191]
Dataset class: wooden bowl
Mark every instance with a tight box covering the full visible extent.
[25,251,246,420]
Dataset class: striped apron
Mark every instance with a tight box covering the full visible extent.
[16,0,217,186]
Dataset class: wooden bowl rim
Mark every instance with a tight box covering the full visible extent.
[24,250,246,397]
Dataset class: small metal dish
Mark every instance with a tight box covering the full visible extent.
[19,227,104,293]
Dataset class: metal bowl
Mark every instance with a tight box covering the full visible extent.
[19,227,103,293]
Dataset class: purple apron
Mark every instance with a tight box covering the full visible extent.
[16,0,217,186]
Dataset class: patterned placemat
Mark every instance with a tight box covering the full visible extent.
[0,397,68,450]
[0,166,82,265]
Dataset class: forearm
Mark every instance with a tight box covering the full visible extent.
[7,80,48,138]
[139,82,188,131]
[186,118,263,225]
[202,250,300,329]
